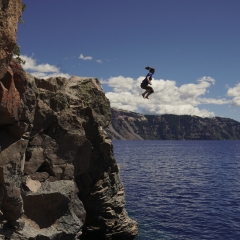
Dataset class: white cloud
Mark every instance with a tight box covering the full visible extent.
[21,55,59,72]
[102,75,230,118]
[20,55,71,79]
[232,97,240,106]
[79,54,93,60]
[101,76,134,93]
[179,76,215,100]
[199,98,231,105]
[227,83,240,106]
[28,71,71,79]
[79,54,104,63]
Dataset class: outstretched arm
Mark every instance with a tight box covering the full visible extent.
[147,76,152,85]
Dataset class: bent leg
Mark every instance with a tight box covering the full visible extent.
[142,90,148,98]
[145,86,154,99]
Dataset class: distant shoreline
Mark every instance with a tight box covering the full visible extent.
[106,108,240,140]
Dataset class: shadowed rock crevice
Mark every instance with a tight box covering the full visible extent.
[35,162,55,176]
[22,193,67,229]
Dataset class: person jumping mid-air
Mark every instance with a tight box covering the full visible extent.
[141,66,155,99]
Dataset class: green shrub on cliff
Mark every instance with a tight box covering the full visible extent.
[13,44,25,64]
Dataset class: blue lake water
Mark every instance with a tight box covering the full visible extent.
[113,140,240,240]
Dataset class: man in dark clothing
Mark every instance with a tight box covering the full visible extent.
[141,66,155,99]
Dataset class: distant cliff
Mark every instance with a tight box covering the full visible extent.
[105,108,240,140]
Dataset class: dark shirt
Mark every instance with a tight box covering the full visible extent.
[142,72,153,86]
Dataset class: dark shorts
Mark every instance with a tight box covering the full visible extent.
[140,83,154,93]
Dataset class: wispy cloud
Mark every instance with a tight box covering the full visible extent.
[79,54,93,61]
[63,56,77,61]
[101,76,231,118]
[20,55,71,79]
[79,53,103,64]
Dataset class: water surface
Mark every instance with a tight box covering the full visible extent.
[113,140,240,240]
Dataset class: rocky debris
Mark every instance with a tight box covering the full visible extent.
[0,0,22,79]
[106,107,240,140]
[0,60,138,239]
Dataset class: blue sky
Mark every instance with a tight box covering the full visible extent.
[17,0,240,121]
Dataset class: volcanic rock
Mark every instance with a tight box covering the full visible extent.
[0,61,138,239]
[0,2,138,238]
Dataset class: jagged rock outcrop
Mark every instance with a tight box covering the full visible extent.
[0,60,138,239]
[0,0,22,79]
[0,2,138,238]
[106,107,240,140]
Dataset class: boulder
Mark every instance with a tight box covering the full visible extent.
[16,180,85,239]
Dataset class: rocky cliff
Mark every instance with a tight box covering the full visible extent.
[0,0,22,79]
[0,2,137,239]
[106,108,240,140]
[0,60,138,239]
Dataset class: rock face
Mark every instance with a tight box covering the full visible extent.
[106,108,240,140]
[0,0,22,79]
[0,61,138,239]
